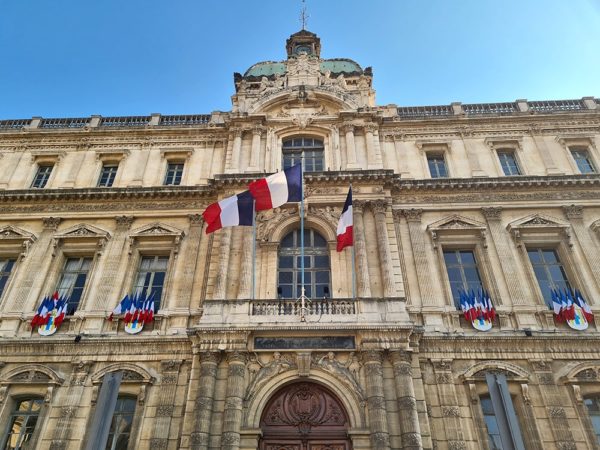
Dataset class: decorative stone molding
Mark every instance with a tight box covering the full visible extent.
[401,208,423,222]
[157,405,174,416]
[0,225,37,258]
[562,204,583,220]
[42,217,62,230]
[51,223,111,257]
[0,364,64,386]
[448,440,467,450]
[548,406,567,419]
[481,206,502,220]
[427,214,488,249]
[442,406,460,417]
[149,438,168,450]
[94,148,130,162]
[128,222,185,255]
[159,147,193,160]
[188,213,204,225]
[507,213,572,248]
[462,361,530,382]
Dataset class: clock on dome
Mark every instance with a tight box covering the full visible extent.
[294,45,312,55]
[286,29,321,58]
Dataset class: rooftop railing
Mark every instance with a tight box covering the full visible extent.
[396,105,453,118]
[528,99,585,112]
[100,116,151,127]
[40,117,89,128]
[463,102,517,115]
[0,119,30,129]
[159,114,211,126]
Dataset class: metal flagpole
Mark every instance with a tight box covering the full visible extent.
[350,184,356,299]
[252,199,256,300]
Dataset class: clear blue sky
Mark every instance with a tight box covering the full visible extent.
[1,0,599,119]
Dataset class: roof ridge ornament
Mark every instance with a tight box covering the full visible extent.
[300,0,309,31]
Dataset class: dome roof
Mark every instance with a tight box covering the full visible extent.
[243,58,363,79]
[244,61,287,78]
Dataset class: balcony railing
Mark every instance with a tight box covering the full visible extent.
[251,299,356,316]
[159,114,211,126]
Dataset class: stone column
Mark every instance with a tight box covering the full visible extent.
[222,352,247,450]
[354,201,371,297]
[191,352,220,450]
[213,228,232,299]
[389,351,422,450]
[401,209,436,306]
[330,125,341,170]
[248,127,262,172]
[365,124,383,169]
[481,207,526,305]
[363,351,391,450]
[563,205,600,294]
[10,217,61,313]
[371,200,396,297]
[93,216,134,309]
[150,360,184,450]
[530,127,562,175]
[344,124,359,170]
[237,227,254,299]
[175,215,204,307]
[230,129,243,173]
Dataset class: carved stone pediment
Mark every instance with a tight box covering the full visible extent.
[1,365,64,386]
[507,213,571,247]
[508,213,567,229]
[52,223,111,256]
[128,222,185,255]
[427,215,487,248]
[0,225,36,258]
[130,222,184,237]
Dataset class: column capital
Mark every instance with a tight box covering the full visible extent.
[252,126,265,136]
[231,128,244,138]
[563,204,583,220]
[188,214,204,226]
[481,206,502,220]
[362,350,384,364]
[353,200,367,214]
[342,123,355,134]
[42,217,61,230]
[392,209,403,221]
[370,199,389,215]
[199,351,220,364]
[364,123,378,133]
[115,215,135,230]
[227,351,248,365]
[401,208,423,222]
[389,350,413,366]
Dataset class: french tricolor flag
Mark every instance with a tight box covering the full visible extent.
[248,163,302,211]
[203,190,255,234]
[336,187,353,252]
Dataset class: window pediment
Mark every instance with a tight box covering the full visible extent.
[427,215,487,248]
[52,223,111,256]
[128,222,185,254]
[1,364,64,386]
[461,361,530,383]
[0,225,36,257]
[507,214,571,247]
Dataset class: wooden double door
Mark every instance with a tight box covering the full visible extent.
[259,382,352,450]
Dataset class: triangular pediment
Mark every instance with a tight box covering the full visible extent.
[507,214,568,230]
[55,223,111,240]
[130,222,184,237]
[427,215,487,231]
[0,225,36,242]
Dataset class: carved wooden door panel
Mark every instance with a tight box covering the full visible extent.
[260,383,351,450]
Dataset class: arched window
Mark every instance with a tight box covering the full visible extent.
[282,137,324,172]
[1,397,44,450]
[278,229,330,298]
[584,396,600,444]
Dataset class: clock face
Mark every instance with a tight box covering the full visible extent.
[295,45,311,55]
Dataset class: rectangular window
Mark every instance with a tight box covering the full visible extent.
[98,164,118,187]
[527,248,571,307]
[56,257,92,314]
[163,163,184,185]
[1,398,43,450]
[571,149,597,174]
[105,396,136,450]
[584,396,600,444]
[31,165,53,188]
[483,373,526,450]
[498,151,521,176]
[0,258,15,300]
[427,154,448,178]
[133,256,168,310]
[443,250,483,307]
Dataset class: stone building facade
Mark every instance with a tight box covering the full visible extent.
[0,29,600,450]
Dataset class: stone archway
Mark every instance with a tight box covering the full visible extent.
[259,382,352,450]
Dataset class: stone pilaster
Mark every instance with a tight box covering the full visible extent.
[0,151,22,188]
[344,124,359,169]
[563,205,600,295]
[389,351,422,450]
[461,133,486,177]
[175,215,204,307]
[401,209,436,306]
[129,147,151,186]
[330,125,341,170]
[237,227,254,299]
[530,128,562,175]
[222,352,247,450]
[191,352,220,450]
[429,360,465,450]
[63,150,85,188]
[370,200,396,297]
[363,351,391,450]
[150,360,184,449]
[93,216,134,309]
[354,201,371,297]
[481,207,526,306]
[10,217,61,313]
[229,129,243,173]
[365,124,383,169]
[213,228,232,299]
[248,127,263,172]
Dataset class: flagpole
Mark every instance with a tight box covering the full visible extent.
[350,184,356,300]
[251,199,256,300]
[300,158,306,321]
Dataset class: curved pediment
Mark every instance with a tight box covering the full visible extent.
[462,361,530,381]
[91,363,154,385]
[248,87,357,117]
[1,364,64,385]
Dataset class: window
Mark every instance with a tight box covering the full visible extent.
[98,164,118,187]
[0,258,15,300]
[427,154,448,178]
[584,396,600,444]
[56,257,92,314]
[498,151,521,176]
[282,137,324,172]
[443,250,483,307]
[480,396,503,450]
[163,163,183,185]
[31,165,53,188]
[105,396,136,450]
[1,398,43,450]
[571,149,597,174]
[278,229,330,298]
[133,256,168,310]
[527,248,571,307]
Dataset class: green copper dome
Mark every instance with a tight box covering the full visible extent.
[244,62,287,78]
[320,59,362,74]
[243,58,363,79]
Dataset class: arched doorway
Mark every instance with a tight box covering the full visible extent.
[259,382,352,450]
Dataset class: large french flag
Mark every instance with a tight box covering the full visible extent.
[336,187,353,252]
[203,190,255,234]
[248,163,302,211]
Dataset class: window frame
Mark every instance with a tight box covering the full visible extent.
[0,226,36,306]
[160,148,192,186]
[570,147,597,174]
[281,137,325,173]
[29,153,63,189]
[0,396,45,450]
[442,249,485,309]
[131,255,170,310]
[30,164,54,189]
[105,395,138,450]
[97,164,119,187]
[163,162,184,186]
[497,150,522,176]
[485,138,526,177]
[426,152,448,178]
[54,256,94,314]
[556,137,599,175]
